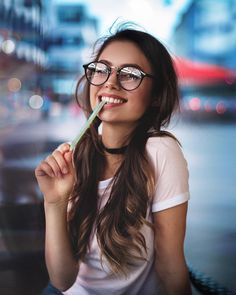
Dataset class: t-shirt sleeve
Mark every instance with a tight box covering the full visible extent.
[146,136,190,212]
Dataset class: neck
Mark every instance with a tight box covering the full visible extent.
[101,141,128,154]
[101,122,136,148]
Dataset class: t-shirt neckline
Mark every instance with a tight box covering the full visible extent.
[98,177,113,190]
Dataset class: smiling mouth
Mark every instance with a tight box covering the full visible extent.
[99,96,127,104]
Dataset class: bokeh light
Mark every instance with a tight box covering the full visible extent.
[7,78,22,92]
[28,95,44,109]
[1,39,16,54]
[189,97,201,111]
[216,101,227,114]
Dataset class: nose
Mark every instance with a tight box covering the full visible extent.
[104,69,120,89]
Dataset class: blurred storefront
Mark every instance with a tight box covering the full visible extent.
[0,0,47,126]
[0,0,98,127]
[41,0,98,103]
[172,0,236,69]
[171,0,236,120]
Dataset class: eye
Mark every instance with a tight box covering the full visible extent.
[88,63,108,76]
[94,63,109,75]
[120,67,142,81]
[95,67,106,75]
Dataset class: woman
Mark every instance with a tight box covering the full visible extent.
[36,26,192,295]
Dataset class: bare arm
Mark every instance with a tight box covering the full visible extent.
[44,201,78,291]
[153,202,192,295]
[35,143,78,291]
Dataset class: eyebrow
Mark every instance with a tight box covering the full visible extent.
[98,59,144,70]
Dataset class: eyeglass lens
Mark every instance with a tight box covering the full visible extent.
[85,62,143,90]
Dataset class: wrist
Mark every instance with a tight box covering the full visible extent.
[44,198,69,211]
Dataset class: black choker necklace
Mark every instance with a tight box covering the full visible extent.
[101,141,128,154]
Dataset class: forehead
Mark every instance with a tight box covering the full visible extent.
[98,40,152,72]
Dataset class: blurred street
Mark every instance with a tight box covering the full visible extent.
[173,118,236,294]
[0,111,235,294]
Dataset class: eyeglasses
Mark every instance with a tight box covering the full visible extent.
[83,61,155,91]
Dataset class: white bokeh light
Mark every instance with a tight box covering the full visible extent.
[1,39,16,54]
[28,95,44,109]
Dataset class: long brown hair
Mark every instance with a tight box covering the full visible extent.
[68,26,179,275]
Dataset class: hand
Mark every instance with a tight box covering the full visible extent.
[35,143,75,204]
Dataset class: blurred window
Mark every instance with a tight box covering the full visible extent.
[57,5,85,24]
[219,23,232,33]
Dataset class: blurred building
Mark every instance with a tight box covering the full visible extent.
[0,0,98,125]
[172,0,236,69]
[0,0,47,125]
[171,0,236,120]
[0,0,46,79]
[41,0,98,103]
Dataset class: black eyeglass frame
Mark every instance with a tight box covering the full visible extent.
[83,61,155,91]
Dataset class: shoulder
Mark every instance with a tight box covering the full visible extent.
[147,134,190,212]
[146,134,182,158]
[145,133,188,176]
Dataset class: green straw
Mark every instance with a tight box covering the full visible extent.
[70,100,106,150]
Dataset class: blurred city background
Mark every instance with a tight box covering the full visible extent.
[0,0,236,294]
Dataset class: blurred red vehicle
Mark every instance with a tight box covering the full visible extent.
[174,57,236,120]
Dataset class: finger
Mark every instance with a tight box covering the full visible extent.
[56,142,71,153]
[64,150,74,172]
[52,150,70,174]
[35,161,55,178]
[45,155,62,178]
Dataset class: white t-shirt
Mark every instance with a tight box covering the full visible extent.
[63,136,190,295]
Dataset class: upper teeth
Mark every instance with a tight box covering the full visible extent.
[101,96,125,104]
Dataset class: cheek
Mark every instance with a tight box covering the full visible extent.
[89,86,97,107]
[131,88,152,113]
[128,98,151,120]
